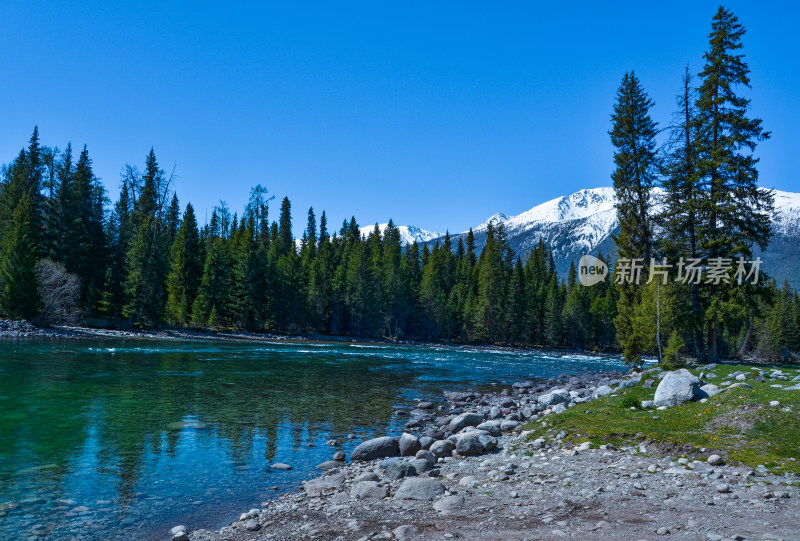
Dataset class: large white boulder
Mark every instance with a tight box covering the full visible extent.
[653,369,702,408]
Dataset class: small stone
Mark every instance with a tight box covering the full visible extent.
[172,533,190,541]
[333,451,346,461]
[169,526,187,536]
[271,463,292,470]
[459,475,477,487]
[716,483,730,493]
[657,526,670,535]
[510,491,519,498]
[244,519,260,531]
[647,464,658,473]
[769,400,780,407]
[707,454,722,466]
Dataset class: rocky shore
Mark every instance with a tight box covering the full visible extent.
[171,368,799,541]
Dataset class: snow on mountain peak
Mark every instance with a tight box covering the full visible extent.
[359,223,443,245]
[474,212,511,232]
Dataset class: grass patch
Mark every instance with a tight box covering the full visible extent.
[523,364,800,474]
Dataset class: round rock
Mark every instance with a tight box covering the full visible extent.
[394,478,446,501]
[433,494,465,512]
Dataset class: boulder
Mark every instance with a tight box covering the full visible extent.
[351,437,400,462]
[478,433,498,451]
[394,478,446,501]
[538,390,570,408]
[653,369,702,408]
[500,420,519,432]
[418,436,435,450]
[698,384,721,398]
[354,471,380,483]
[304,473,346,496]
[433,494,465,512]
[618,375,641,389]
[591,385,614,399]
[448,412,485,433]
[393,525,419,540]
[385,460,417,481]
[350,481,389,500]
[409,457,433,473]
[429,439,454,458]
[425,428,445,440]
[398,433,421,457]
[455,433,485,456]
[476,421,501,437]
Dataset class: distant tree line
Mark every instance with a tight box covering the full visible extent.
[609,6,799,364]
[0,140,617,348]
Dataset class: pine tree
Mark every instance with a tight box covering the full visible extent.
[103,166,137,317]
[165,193,181,246]
[660,67,705,357]
[695,7,773,359]
[66,146,108,312]
[470,224,509,342]
[609,71,659,365]
[0,193,40,319]
[192,237,234,326]
[123,150,170,325]
[165,203,202,325]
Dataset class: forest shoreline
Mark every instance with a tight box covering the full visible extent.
[0,317,626,358]
[2,318,789,368]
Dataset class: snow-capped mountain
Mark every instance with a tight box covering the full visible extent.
[359,224,443,245]
[423,186,800,288]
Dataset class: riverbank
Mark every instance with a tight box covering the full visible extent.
[0,319,624,363]
[174,364,800,541]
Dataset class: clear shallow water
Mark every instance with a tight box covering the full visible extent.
[0,338,625,540]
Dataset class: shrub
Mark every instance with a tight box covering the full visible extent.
[35,259,81,326]
[661,330,686,370]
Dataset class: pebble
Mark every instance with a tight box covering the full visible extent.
[716,483,730,493]
[769,400,780,407]
[244,518,260,531]
[707,454,722,466]
[657,526,670,535]
[271,463,292,470]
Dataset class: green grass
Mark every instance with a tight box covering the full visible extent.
[523,363,800,474]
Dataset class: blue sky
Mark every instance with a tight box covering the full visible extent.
[1,1,797,236]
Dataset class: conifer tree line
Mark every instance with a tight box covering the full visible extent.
[609,6,798,364]
[0,139,618,348]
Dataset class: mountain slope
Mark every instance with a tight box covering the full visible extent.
[359,223,442,245]
[425,186,800,289]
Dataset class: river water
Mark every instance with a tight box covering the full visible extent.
[0,337,625,540]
